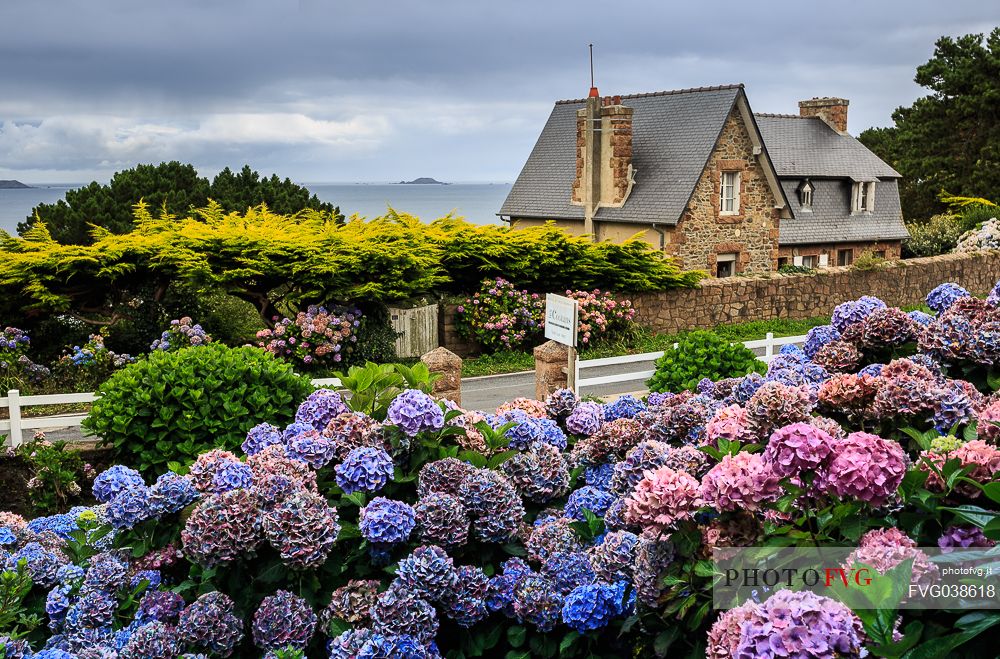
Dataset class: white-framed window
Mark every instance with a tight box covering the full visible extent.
[716,252,738,278]
[797,254,818,269]
[837,248,854,266]
[720,171,740,215]
[852,181,876,213]
[799,179,814,209]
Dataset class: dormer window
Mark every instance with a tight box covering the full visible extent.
[799,179,814,209]
[852,181,876,213]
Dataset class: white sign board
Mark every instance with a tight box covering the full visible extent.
[544,293,578,347]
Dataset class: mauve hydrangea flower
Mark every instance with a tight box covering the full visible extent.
[335,446,394,494]
[705,404,750,446]
[252,590,317,651]
[92,465,145,503]
[323,411,383,460]
[107,486,152,529]
[360,497,416,545]
[588,530,639,582]
[495,397,548,418]
[248,444,318,496]
[242,422,284,456]
[322,579,380,628]
[327,629,374,659]
[541,551,596,593]
[526,517,584,563]
[570,417,644,467]
[927,282,971,314]
[701,451,781,512]
[119,621,181,659]
[148,473,199,516]
[501,444,570,503]
[545,388,579,419]
[857,307,922,350]
[938,525,996,552]
[735,590,866,659]
[561,581,631,632]
[370,585,439,643]
[287,429,338,469]
[177,591,244,657]
[921,439,1000,498]
[565,485,616,521]
[932,379,977,431]
[456,468,519,518]
[846,527,938,587]
[187,450,243,493]
[263,489,340,568]
[0,512,27,533]
[811,339,862,373]
[706,601,760,658]
[831,295,886,332]
[513,575,563,631]
[295,389,350,431]
[625,467,703,531]
[610,440,672,495]
[387,389,445,437]
[804,325,841,358]
[417,458,475,497]
[83,552,129,591]
[414,493,469,548]
[764,422,833,478]
[633,534,675,607]
[181,488,262,567]
[396,545,459,601]
[744,381,814,439]
[565,401,603,436]
[821,431,908,506]
[977,399,1000,443]
[442,565,490,627]
[603,394,646,421]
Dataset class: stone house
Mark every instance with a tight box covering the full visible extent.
[499,84,908,277]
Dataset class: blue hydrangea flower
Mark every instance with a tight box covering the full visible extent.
[499,411,545,450]
[107,486,152,530]
[584,463,615,491]
[359,634,434,659]
[0,527,17,545]
[857,363,885,378]
[46,583,73,625]
[395,545,458,601]
[131,569,162,591]
[803,325,841,358]
[908,310,934,326]
[335,447,394,494]
[387,389,445,437]
[536,418,567,450]
[56,564,85,585]
[282,421,315,442]
[27,514,78,540]
[561,581,632,632]
[92,465,145,503]
[603,395,646,421]
[84,554,130,592]
[541,551,596,593]
[148,473,199,516]
[926,282,971,314]
[360,497,416,545]
[210,461,254,493]
[733,372,765,404]
[6,542,63,588]
[327,629,374,659]
[243,422,284,456]
[830,296,886,332]
[564,485,615,521]
[286,430,337,469]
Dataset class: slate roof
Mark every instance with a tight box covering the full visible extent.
[499,85,744,225]
[778,178,909,244]
[754,114,900,179]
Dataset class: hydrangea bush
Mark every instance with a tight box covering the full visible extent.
[455,278,635,352]
[150,317,213,352]
[256,305,362,370]
[5,278,1000,657]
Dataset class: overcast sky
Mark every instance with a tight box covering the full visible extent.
[0,0,996,184]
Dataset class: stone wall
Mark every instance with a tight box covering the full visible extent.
[438,251,1000,356]
[667,107,780,275]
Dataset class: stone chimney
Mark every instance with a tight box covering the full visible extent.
[798,97,849,134]
[572,94,635,235]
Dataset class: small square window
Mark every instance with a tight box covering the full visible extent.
[800,255,818,269]
[720,172,740,215]
[837,249,854,266]
[716,252,738,278]
[874,250,886,259]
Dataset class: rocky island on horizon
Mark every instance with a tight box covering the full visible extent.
[0,179,32,189]
[396,177,449,185]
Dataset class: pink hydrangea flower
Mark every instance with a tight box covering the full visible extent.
[704,404,749,446]
[700,452,780,512]
[624,466,702,531]
[764,422,833,479]
[821,432,908,506]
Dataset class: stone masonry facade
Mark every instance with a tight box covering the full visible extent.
[665,108,780,275]
[439,251,1000,356]
[777,240,903,267]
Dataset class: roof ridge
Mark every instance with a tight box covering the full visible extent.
[754,112,813,119]
[555,83,744,105]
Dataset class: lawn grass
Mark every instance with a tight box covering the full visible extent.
[460,315,832,377]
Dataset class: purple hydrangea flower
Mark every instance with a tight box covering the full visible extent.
[137,590,186,624]
[395,545,459,601]
[243,423,284,456]
[561,581,631,632]
[209,461,254,493]
[177,591,244,657]
[442,565,490,627]
[564,485,616,521]
[565,402,602,436]
[646,391,673,407]
[926,282,971,314]
[107,486,152,530]
[387,390,445,437]
[295,389,350,431]
[286,429,338,469]
[938,525,996,552]
[804,325,841,358]
[541,551,596,593]
[360,497,416,545]
[335,447,394,494]
[603,395,646,421]
[148,472,199,516]
[370,585,439,643]
[908,310,934,326]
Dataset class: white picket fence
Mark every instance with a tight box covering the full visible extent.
[1,377,342,449]
[575,332,807,394]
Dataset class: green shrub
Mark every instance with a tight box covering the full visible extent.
[84,343,313,475]
[646,330,763,393]
[904,213,965,257]
[851,250,888,271]
[777,264,815,275]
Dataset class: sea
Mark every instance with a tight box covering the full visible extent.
[0,182,513,235]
